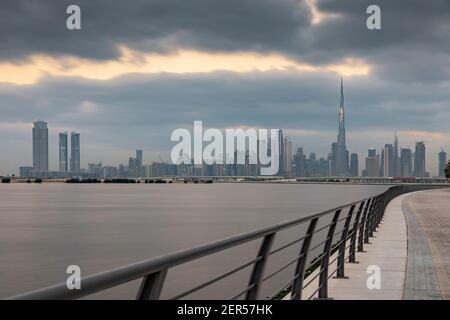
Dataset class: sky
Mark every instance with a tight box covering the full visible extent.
[1,0,450,176]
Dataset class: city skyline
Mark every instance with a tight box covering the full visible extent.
[1,1,450,176]
[15,79,447,178]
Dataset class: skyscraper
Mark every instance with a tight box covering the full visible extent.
[414,141,426,177]
[379,149,384,177]
[350,153,358,177]
[365,148,379,177]
[400,148,412,177]
[59,132,68,172]
[335,76,348,176]
[384,144,394,177]
[32,121,49,174]
[70,132,81,173]
[393,132,400,176]
[278,130,285,176]
[293,148,306,177]
[136,150,143,167]
[365,156,380,177]
[284,137,293,176]
[136,149,143,177]
[330,142,338,176]
[438,150,447,178]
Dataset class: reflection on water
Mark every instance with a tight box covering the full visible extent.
[0,183,387,299]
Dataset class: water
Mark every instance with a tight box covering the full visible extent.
[0,183,387,299]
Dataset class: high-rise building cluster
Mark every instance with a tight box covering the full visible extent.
[290,78,444,179]
[59,132,81,174]
[17,78,447,178]
[20,122,82,178]
[360,138,430,178]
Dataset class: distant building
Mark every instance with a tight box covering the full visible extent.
[277,131,293,176]
[379,149,384,177]
[293,148,306,177]
[438,150,447,178]
[318,157,330,177]
[414,141,426,177]
[136,149,143,176]
[393,133,400,176]
[88,162,103,177]
[19,166,34,178]
[70,132,81,173]
[368,148,376,158]
[384,144,394,177]
[330,142,338,176]
[350,153,358,177]
[365,148,380,177]
[400,148,413,177]
[128,157,139,177]
[103,166,118,178]
[32,121,49,174]
[284,137,293,176]
[335,77,349,176]
[59,132,68,172]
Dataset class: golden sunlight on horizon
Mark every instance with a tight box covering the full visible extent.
[0,46,371,85]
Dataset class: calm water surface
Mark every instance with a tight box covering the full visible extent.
[0,183,387,299]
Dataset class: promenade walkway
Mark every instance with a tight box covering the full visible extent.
[402,189,450,299]
[300,188,449,300]
[300,193,408,300]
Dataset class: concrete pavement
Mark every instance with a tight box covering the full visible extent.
[402,189,450,299]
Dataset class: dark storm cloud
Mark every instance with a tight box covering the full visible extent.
[0,0,311,60]
[306,0,450,82]
[2,0,450,83]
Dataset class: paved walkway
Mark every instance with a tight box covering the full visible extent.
[402,189,450,299]
[299,193,409,300]
[285,189,450,300]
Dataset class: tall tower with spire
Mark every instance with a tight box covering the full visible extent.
[337,76,346,147]
[335,76,348,176]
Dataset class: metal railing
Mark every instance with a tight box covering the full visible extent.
[7,184,445,300]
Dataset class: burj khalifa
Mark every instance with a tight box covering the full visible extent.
[335,76,349,176]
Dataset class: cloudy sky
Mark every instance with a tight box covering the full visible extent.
[1,0,450,176]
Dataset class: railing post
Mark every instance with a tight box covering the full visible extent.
[376,194,385,227]
[336,205,355,278]
[291,218,318,300]
[349,201,365,263]
[379,192,388,224]
[365,197,376,243]
[245,233,276,300]
[358,198,372,251]
[318,210,341,299]
[136,268,168,300]
[370,196,380,233]
[373,195,382,232]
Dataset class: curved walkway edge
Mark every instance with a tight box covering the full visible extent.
[402,189,450,299]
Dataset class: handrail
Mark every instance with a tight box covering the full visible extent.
[6,184,447,300]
